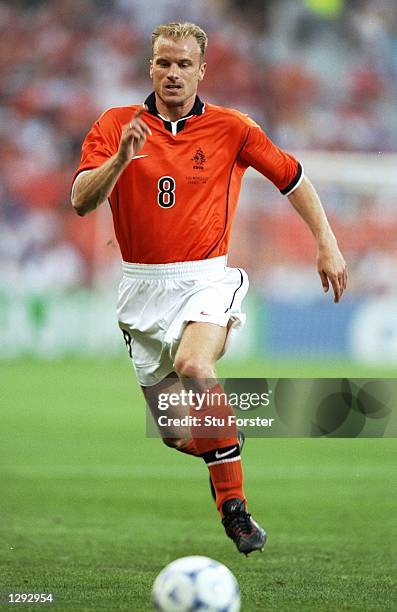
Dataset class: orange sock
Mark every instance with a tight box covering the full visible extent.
[203,447,245,515]
[189,384,246,515]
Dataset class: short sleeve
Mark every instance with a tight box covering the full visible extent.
[71,110,119,189]
[238,125,303,195]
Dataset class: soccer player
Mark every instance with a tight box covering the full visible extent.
[71,22,347,555]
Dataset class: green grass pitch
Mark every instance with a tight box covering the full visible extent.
[0,358,396,611]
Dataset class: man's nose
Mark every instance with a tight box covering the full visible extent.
[167,64,181,79]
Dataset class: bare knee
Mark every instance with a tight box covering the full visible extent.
[174,356,214,380]
[162,437,189,450]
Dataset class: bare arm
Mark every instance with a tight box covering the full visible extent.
[71,106,151,216]
[287,176,347,303]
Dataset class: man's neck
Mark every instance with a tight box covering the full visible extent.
[154,93,197,122]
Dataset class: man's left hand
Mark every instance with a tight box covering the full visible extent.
[317,242,348,303]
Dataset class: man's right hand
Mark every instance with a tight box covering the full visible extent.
[117,106,152,165]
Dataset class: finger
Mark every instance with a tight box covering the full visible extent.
[319,270,329,292]
[128,117,152,137]
[330,276,341,303]
[339,276,344,297]
[131,123,146,138]
[135,118,152,136]
[133,105,147,120]
[343,268,347,289]
[127,123,147,141]
[132,133,147,148]
[121,129,146,154]
[338,268,346,293]
[130,105,152,133]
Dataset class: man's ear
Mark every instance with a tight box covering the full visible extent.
[198,62,207,81]
[149,59,153,78]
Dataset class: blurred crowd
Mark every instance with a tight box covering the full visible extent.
[1,0,397,296]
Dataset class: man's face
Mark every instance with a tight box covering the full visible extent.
[150,36,207,108]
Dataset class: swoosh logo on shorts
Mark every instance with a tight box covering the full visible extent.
[215,446,237,459]
[131,154,149,160]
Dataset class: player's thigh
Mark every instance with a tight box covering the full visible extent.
[174,321,228,374]
[142,373,191,440]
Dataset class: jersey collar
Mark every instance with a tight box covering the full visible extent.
[144,92,204,135]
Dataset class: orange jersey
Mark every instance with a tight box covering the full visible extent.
[72,93,302,264]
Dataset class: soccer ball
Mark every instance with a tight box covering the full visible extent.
[152,555,240,612]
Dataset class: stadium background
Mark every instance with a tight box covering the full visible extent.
[1,1,396,611]
[1,0,397,366]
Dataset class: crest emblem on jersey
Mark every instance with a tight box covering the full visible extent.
[191,147,207,170]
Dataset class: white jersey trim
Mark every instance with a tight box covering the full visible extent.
[70,169,93,201]
[284,166,305,196]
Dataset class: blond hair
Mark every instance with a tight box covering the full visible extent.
[151,22,208,61]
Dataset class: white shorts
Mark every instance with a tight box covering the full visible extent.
[117,256,249,387]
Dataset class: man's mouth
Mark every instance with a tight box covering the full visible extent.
[165,84,182,91]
